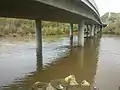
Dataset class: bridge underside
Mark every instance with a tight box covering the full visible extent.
[0,0,99,24]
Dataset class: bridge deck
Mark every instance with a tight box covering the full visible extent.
[0,0,101,24]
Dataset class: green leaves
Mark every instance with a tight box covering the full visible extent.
[103,22,120,34]
[0,18,78,36]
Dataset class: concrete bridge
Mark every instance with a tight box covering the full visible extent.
[0,0,103,58]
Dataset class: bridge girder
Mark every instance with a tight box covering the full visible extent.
[0,0,102,25]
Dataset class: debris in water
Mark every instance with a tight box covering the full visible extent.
[64,74,79,86]
[32,75,99,90]
[81,80,90,86]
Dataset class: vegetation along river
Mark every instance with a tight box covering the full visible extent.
[0,35,120,90]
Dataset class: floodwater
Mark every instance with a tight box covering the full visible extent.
[0,35,120,90]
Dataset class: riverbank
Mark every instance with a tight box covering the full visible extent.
[0,18,78,37]
[101,12,120,35]
[2,18,120,37]
[0,34,73,44]
[102,22,120,35]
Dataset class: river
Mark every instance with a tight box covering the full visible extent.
[0,35,120,90]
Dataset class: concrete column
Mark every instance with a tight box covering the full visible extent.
[70,23,73,47]
[97,25,100,34]
[95,25,98,35]
[100,26,102,36]
[98,25,102,38]
[78,20,85,47]
[94,25,96,36]
[90,24,95,37]
[100,26,102,32]
[35,20,43,63]
[86,25,89,38]
[99,26,101,32]
[87,25,91,37]
[98,26,100,33]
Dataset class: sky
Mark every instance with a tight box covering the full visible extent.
[95,0,120,16]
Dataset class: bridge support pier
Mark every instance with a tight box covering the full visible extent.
[35,20,43,62]
[87,25,90,38]
[94,25,96,36]
[100,26,102,36]
[98,25,102,38]
[96,25,100,35]
[70,23,73,47]
[90,24,95,37]
[97,26,100,33]
[78,20,85,47]
[86,25,89,38]
[95,25,98,35]
[86,25,91,38]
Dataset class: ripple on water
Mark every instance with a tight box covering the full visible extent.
[1,36,120,90]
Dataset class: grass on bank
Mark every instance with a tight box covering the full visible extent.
[0,18,78,37]
[2,17,120,36]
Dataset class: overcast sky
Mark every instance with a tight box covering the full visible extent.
[95,0,120,16]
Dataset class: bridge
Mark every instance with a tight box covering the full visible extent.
[0,0,103,58]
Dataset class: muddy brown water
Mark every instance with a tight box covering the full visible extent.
[0,35,120,90]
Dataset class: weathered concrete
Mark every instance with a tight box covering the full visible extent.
[100,26,102,36]
[97,25,102,38]
[94,25,98,35]
[94,25,96,36]
[0,0,102,25]
[90,24,95,37]
[86,25,89,38]
[35,20,42,60]
[93,25,102,37]
[37,0,101,24]
[78,20,85,47]
[86,25,92,37]
[97,25,100,34]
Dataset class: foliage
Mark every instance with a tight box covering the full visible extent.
[101,12,120,35]
[0,18,78,37]
[103,22,120,34]
[101,12,120,24]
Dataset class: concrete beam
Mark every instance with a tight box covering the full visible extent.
[0,0,101,25]
[37,0,101,24]
[78,20,85,47]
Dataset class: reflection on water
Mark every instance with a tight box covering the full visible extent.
[0,35,120,90]
[0,36,100,90]
[95,35,120,90]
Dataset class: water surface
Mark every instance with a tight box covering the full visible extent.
[0,35,120,90]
